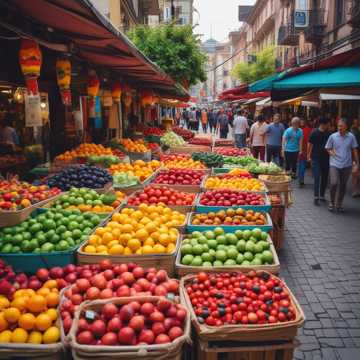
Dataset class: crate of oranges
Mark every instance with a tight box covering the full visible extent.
[0,281,63,358]
[77,205,184,276]
[119,139,152,162]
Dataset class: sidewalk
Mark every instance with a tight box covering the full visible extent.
[280,176,360,359]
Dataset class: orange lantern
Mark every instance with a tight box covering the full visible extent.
[124,93,132,108]
[19,39,42,95]
[111,81,122,102]
[140,89,154,107]
[87,72,100,98]
[56,57,72,106]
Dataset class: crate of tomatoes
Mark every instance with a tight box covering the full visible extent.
[180,271,305,342]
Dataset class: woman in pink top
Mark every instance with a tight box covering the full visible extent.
[249,114,267,161]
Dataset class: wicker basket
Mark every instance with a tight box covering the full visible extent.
[258,175,291,192]
[69,296,190,360]
[180,271,305,342]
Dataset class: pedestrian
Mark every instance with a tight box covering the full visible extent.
[0,113,20,146]
[249,114,267,161]
[195,108,201,131]
[307,117,331,206]
[201,108,208,133]
[282,117,303,179]
[208,108,217,134]
[325,118,359,212]
[189,108,197,130]
[183,108,190,129]
[298,119,312,187]
[217,108,230,139]
[351,118,360,197]
[233,109,248,148]
[265,113,284,165]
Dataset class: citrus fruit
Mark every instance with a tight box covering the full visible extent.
[4,307,21,323]
[35,313,52,331]
[28,330,43,344]
[0,313,8,331]
[42,326,60,344]
[27,295,47,313]
[0,330,12,342]
[46,309,57,321]
[11,328,28,343]
[46,293,59,307]
[18,313,36,330]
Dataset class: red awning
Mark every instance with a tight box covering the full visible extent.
[218,85,248,99]
[220,91,269,102]
[6,0,188,100]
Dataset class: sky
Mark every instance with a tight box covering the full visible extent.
[193,0,255,43]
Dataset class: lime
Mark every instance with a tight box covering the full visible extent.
[11,246,20,253]
[244,251,254,261]
[72,229,82,239]
[46,229,56,240]
[29,239,39,250]
[236,239,246,252]
[213,260,223,267]
[21,240,31,252]
[23,232,31,241]
[56,225,67,235]
[12,234,23,245]
[193,244,203,255]
[241,260,251,266]
[191,256,203,266]
[197,236,208,244]
[215,249,227,262]
[36,233,47,245]
[182,254,194,265]
[251,228,262,239]
[209,248,216,256]
[226,233,238,245]
[90,215,101,226]
[61,218,69,226]
[181,244,193,255]
[204,230,215,240]
[207,239,218,249]
[236,253,244,264]
[66,238,75,247]
[83,227,92,235]
[217,244,227,251]
[68,221,78,231]
[44,219,56,231]
[251,257,263,265]
[235,230,243,239]
[191,231,202,239]
[224,259,236,266]
[253,243,263,253]
[248,236,258,243]
[202,261,213,267]
[29,223,42,234]
[261,250,274,264]
[245,241,255,253]
[58,240,70,251]
[260,240,270,250]
[1,244,12,252]
[62,231,72,240]
[201,252,214,262]
[182,238,190,245]
[261,231,268,241]
[243,230,251,239]
[190,239,198,247]
[216,235,227,245]
[226,248,238,260]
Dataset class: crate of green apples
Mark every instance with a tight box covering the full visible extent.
[0,208,107,273]
[175,227,279,276]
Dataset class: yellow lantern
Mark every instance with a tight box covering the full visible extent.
[19,39,42,95]
[56,57,72,106]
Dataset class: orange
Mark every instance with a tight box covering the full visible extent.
[95,227,106,236]
[11,328,28,343]
[46,309,57,321]
[153,244,166,253]
[143,237,155,247]
[142,245,154,254]
[111,228,121,239]
[10,297,27,311]
[43,326,60,344]
[4,307,21,323]
[43,280,58,289]
[158,233,170,246]
[127,239,141,251]
[0,313,8,331]
[122,224,133,233]
[37,287,50,297]
[135,228,148,240]
[167,243,176,253]
[84,245,96,253]
[102,232,113,244]
[0,329,12,342]
[108,244,124,255]
[46,293,59,308]
[18,313,36,331]
[88,234,100,246]
[27,295,47,313]
[28,330,42,344]
[35,313,52,331]
[0,297,10,310]
[123,247,132,255]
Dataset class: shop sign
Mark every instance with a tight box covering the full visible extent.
[25,94,42,127]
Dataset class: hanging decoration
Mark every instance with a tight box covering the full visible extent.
[140,89,155,107]
[87,71,100,98]
[123,84,132,108]
[19,39,42,95]
[56,57,72,106]
[111,81,122,102]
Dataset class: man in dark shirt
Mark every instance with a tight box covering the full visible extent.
[307,117,331,206]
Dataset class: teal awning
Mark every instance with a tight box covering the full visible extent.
[249,74,280,92]
[273,67,360,90]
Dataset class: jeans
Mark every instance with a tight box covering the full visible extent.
[235,134,246,148]
[298,159,307,183]
[201,123,207,133]
[220,129,228,138]
[252,146,265,161]
[285,151,299,174]
[312,159,329,198]
[266,145,281,165]
[329,166,352,206]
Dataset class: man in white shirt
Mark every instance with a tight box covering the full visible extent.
[249,114,267,161]
[233,109,249,148]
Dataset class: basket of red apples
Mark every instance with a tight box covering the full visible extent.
[180,271,304,343]
[69,296,190,360]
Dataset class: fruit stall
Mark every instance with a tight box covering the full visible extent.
[0,130,300,360]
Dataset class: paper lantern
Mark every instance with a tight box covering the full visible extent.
[87,72,100,98]
[140,89,155,107]
[19,39,42,95]
[111,81,122,102]
[56,57,72,106]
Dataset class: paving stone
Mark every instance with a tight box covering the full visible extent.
[336,349,360,360]
[321,349,339,360]
[318,338,344,348]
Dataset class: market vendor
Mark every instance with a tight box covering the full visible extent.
[0,113,19,147]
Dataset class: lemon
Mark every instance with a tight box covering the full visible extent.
[0,330,12,342]
[28,330,43,344]
[11,328,28,343]
[42,326,60,344]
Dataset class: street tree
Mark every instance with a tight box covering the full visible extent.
[128,24,207,87]
[231,46,276,84]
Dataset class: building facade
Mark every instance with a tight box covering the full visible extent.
[158,0,194,25]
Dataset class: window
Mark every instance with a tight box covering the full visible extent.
[335,0,346,26]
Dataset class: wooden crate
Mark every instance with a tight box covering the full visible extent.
[195,338,298,360]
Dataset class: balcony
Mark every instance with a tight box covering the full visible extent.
[304,9,326,45]
[350,1,360,27]
[278,23,299,46]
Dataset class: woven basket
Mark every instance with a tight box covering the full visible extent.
[258,175,291,192]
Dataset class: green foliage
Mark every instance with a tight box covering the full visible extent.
[128,24,207,86]
[231,46,276,84]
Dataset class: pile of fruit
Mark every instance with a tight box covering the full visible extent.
[47,165,112,191]
[82,204,183,255]
[160,153,190,162]
[223,156,259,167]
[160,131,186,147]
[74,298,187,346]
[51,188,125,213]
[0,209,102,254]
[191,208,267,226]
[109,160,161,182]
[180,227,273,267]
[217,168,252,179]
[199,190,265,207]
[204,176,265,191]
[120,139,149,153]
[188,138,212,146]
[247,162,282,175]
[127,186,196,207]
[0,285,60,344]
[171,126,194,141]
[55,143,114,162]
[87,155,121,168]
[214,147,251,157]
[213,139,234,146]
[60,262,179,334]
[192,152,223,168]
[144,127,165,136]
[162,156,206,170]
[148,143,160,151]
[185,271,296,325]
[153,169,206,186]
[0,181,60,211]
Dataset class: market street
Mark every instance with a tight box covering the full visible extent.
[280,180,360,360]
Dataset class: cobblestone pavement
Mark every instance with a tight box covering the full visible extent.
[279,177,360,360]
